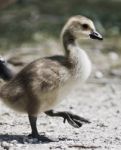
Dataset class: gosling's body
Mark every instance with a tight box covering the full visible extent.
[0,15,102,140]
[1,48,91,114]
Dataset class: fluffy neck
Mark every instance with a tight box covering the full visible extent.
[61,29,91,81]
[62,30,76,56]
[61,29,86,61]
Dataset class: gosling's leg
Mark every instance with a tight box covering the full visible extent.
[28,115,52,142]
[45,110,90,128]
[28,115,39,138]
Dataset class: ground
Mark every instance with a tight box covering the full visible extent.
[0,78,121,150]
[0,41,121,150]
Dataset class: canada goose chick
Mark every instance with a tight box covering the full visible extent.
[0,15,103,141]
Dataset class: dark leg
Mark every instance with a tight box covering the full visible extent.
[45,110,90,128]
[28,115,39,138]
[28,115,53,142]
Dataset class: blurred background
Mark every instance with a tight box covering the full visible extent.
[0,0,121,78]
[0,2,121,149]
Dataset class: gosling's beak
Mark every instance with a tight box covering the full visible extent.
[89,31,103,41]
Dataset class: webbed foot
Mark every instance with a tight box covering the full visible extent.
[45,110,90,128]
[62,112,90,128]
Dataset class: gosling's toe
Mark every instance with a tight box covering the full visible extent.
[63,112,90,128]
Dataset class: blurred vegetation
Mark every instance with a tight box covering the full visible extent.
[0,0,121,51]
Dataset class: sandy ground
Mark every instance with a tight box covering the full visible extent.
[0,46,121,150]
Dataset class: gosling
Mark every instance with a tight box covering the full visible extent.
[0,15,103,142]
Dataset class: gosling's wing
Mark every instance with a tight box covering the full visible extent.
[16,55,72,92]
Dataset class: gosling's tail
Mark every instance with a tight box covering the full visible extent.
[0,56,14,81]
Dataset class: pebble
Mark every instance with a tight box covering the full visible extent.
[1,141,10,149]
[108,52,119,61]
[95,71,104,79]
[10,140,18,145]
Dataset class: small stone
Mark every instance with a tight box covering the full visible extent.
[108,52,119,61]
[95,71,103,79]
[10,140,17,144]
[1,141,10,149]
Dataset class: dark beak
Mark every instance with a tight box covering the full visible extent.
[89,31,103,41]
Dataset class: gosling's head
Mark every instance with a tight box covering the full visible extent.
[62,15,103,41]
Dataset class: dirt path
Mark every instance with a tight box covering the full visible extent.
[0,77,121,150]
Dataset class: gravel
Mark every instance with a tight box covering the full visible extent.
[0,78,121,150]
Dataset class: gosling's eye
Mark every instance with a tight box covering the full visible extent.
[82,24,89,30]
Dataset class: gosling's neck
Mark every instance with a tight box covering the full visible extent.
[62,29,87,61]
[62,30,92,81]
[62,30,76,56]
[62,29,85,57]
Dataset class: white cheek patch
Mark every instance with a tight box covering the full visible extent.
[74,30,90,40]
[82,30,91,35]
